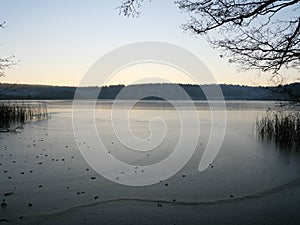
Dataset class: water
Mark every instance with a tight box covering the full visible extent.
[1,100,300,223]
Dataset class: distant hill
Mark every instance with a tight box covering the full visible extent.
[0,83,299,101]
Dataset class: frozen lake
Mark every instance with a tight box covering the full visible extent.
[1,100,300,224]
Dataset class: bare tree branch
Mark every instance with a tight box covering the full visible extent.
[177,0,300,77]
[0,55,16,77]
[0,21,6,28]
[1,21,17,77]
[118,0,144,17]
[119,0,300,79]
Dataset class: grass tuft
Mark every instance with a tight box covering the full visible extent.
[0,101,48,132]
[256,110,300,151]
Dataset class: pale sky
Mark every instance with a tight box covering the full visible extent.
[0,0,298,86]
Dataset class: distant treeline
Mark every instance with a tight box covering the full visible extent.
[0,83,299,101]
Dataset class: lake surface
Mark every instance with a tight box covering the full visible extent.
[1,100,300,224]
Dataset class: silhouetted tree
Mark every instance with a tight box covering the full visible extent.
[0,21,15,77]
[119,0,300,81]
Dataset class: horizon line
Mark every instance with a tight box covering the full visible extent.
[1,81,299,88]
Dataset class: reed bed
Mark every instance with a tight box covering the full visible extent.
[256,110,300,151]
[0,101,48,132]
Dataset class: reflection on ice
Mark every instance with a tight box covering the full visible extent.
[1,100,300,222]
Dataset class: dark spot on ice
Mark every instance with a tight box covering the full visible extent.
[4,192,14,197]
[94,196,99,200]
[1,200,7,208]
[28,203,33,207]
[157,203,162,207]
[91,177,96,180]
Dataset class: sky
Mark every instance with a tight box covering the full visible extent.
[0,0,298,87]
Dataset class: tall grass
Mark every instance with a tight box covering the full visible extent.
[0,101,48,132]
[256,110,300,151]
